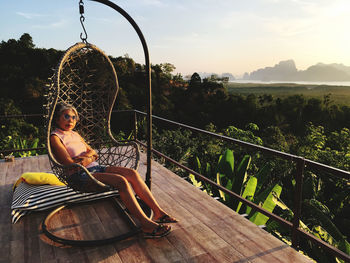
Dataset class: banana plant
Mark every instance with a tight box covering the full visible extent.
[249,184,282,226]
[191,149,281,222]
[216,149,251,208]
[268,195,350,263]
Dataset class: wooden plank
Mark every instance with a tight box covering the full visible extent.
[84,244,122,263]
[0,160,9,185]
[23,214,41,262]
[24,237,42,263]
[0,184,13,212]
[149,187,202,230]
[136,237,184,263]
[206,214,270,247]
[114,238,153,263]
[166,227,213,260]
[92,199,133,235]
[10,239,25,263]
[72,203,102,226]
[205,246,247,263]
[0,242,10,263]
[242,235,312,263]
[37,155,52,172]
[230,235,297,263]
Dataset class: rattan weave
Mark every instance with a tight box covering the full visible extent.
[45,42,140,193]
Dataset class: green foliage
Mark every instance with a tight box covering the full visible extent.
[191,148,281,227]
[270,196,350,262]
[224,124,263,146]
[0,98,42,156]
[236,175,257,213]
[152,127,195,175]
[249,184,282,226]
[2,136,40,158]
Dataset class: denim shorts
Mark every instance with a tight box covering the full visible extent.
[69,165,106,185]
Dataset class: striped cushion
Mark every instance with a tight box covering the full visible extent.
[11,182,119,224]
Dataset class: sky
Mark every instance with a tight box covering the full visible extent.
[1,0,350,78]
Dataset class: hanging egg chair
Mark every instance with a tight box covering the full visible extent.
[42,0,153,246]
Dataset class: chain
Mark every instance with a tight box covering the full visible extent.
[79,0,88,43]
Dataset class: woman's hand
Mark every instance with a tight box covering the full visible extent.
[78,151,98,161]
[72,156,94,167]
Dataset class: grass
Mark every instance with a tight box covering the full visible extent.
[225,82,350,106]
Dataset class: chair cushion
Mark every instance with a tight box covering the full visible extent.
[13,172,65,190]
[11,182,119,224]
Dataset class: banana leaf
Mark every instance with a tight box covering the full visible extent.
[338,239,350,259]
[30,138,39,155]
[255,162,272,195]
[194,156,202,174]
[205,162,211,177]
[236,176,257,213]
[313,225,335,246]
[189,173,208,194]
[232,155,251,196]
[271,194,289,210]
[216,172,226,200]
[303,199,346,244]
[217,149,234,186]
[303,172,318,200]
[252,183,276,211]
[250,184,282,226]
[189,173,202,188]
[245,195,254,215]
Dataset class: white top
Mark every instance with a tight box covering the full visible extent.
[51,128,98,168]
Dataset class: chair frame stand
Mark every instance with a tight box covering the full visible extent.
[42,196,153,246]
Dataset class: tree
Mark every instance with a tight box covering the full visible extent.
[19,33,35,49]
[189,72,201,85]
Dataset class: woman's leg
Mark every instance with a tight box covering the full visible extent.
[105,167,175,221]
[93,172,162,232]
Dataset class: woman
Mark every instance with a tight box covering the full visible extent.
[50,103,177,238]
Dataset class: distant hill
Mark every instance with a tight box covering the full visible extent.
[197,72,235,81]
[243,60,350,81]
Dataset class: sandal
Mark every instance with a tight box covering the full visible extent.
[155,214,178,224]
[143,224,172,239]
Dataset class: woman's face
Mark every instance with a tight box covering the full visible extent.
[57,109,77,131]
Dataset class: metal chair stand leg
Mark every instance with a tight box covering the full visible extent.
[42,196,153,246]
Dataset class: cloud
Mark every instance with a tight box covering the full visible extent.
[140,0,165,7]
[32,19,68,29]
[16,12,49,19]
[16,11,69,29]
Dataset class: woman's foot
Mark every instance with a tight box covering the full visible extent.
[154,214,178,224]
[143,224,172,239]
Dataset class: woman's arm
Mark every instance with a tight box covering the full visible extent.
[50,135,93,167]
[77,136,99,162]
[50,135,75,165]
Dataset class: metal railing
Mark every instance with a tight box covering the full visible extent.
[1,110,349,261]
[134,110,350,262]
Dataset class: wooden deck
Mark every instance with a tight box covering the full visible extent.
[0,154,314,263]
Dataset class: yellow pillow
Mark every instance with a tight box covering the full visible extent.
[13,172,65,190]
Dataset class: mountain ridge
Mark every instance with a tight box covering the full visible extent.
[243,60,350,81]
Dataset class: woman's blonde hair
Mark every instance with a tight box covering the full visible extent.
[53,102,79,124]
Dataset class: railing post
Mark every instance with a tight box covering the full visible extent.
[133,110,138,140]
[292,157,305,250]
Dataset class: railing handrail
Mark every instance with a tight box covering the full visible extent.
[135,110,350,180]
[134,110,349,262]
